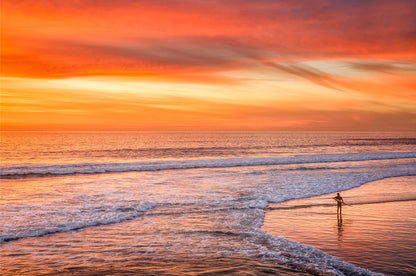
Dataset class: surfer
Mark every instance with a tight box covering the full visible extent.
[333,192,344,216]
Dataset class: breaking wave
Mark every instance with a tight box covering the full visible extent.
[2,151,415,179]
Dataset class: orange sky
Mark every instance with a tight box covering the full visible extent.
[1,0,416,130]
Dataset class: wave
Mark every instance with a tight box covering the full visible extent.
[257,233,382,275]
[1,151,415,179]
[0,202,155,243]
[349,137,416,146]
[44,145,265,155]
[7,137,416,157]
[267,197,416,210]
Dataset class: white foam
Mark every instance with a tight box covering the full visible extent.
[257,233,382,275]
[2,151,415,274]
[1,151,415,178]
[0,201,155,243]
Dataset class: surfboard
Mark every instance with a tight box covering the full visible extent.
[334,198,349,206]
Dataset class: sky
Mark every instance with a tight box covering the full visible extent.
[1,0,416,131]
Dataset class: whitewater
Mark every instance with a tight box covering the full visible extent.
[1,131,415,275]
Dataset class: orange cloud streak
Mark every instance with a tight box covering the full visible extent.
[2,0,415,79]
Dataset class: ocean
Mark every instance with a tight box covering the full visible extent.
[1,131,415,275]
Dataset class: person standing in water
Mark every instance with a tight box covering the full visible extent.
[333,193,344,216]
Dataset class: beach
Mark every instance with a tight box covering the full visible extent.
[1,131,415,275]
[263,176,416,275]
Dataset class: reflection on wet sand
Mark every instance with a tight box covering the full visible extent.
[263,176,416,276]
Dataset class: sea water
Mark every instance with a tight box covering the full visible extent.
[1,131,415,275]
[263,176,416,275]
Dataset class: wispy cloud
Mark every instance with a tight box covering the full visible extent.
[349,61,416,74]
[264,62,345,90]
[2,0,415,79]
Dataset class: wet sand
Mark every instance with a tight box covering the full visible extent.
[262,176,416,276]
[31,256,309,276]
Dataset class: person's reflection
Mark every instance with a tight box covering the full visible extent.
[337,212,343,226]
[337,211,344,241]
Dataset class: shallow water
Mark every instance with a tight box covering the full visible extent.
[1,131,415,275]
[263,176,416,275]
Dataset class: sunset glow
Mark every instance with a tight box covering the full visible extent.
[1,0,416,130]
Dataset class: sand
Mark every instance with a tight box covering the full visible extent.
[262,176,416,276]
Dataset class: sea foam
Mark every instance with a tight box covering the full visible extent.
[2,151,415,178]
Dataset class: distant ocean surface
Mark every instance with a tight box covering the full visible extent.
[1,131,415,275]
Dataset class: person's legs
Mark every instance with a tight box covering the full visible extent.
[337,203,342,215]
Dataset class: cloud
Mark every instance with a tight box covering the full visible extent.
[264,62,345,90]
[0,36,249,80]
[349,61,416,74]
[3,81,415,131]
[2,0,416,79]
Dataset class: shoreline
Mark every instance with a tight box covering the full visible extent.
[262,175,416,275]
